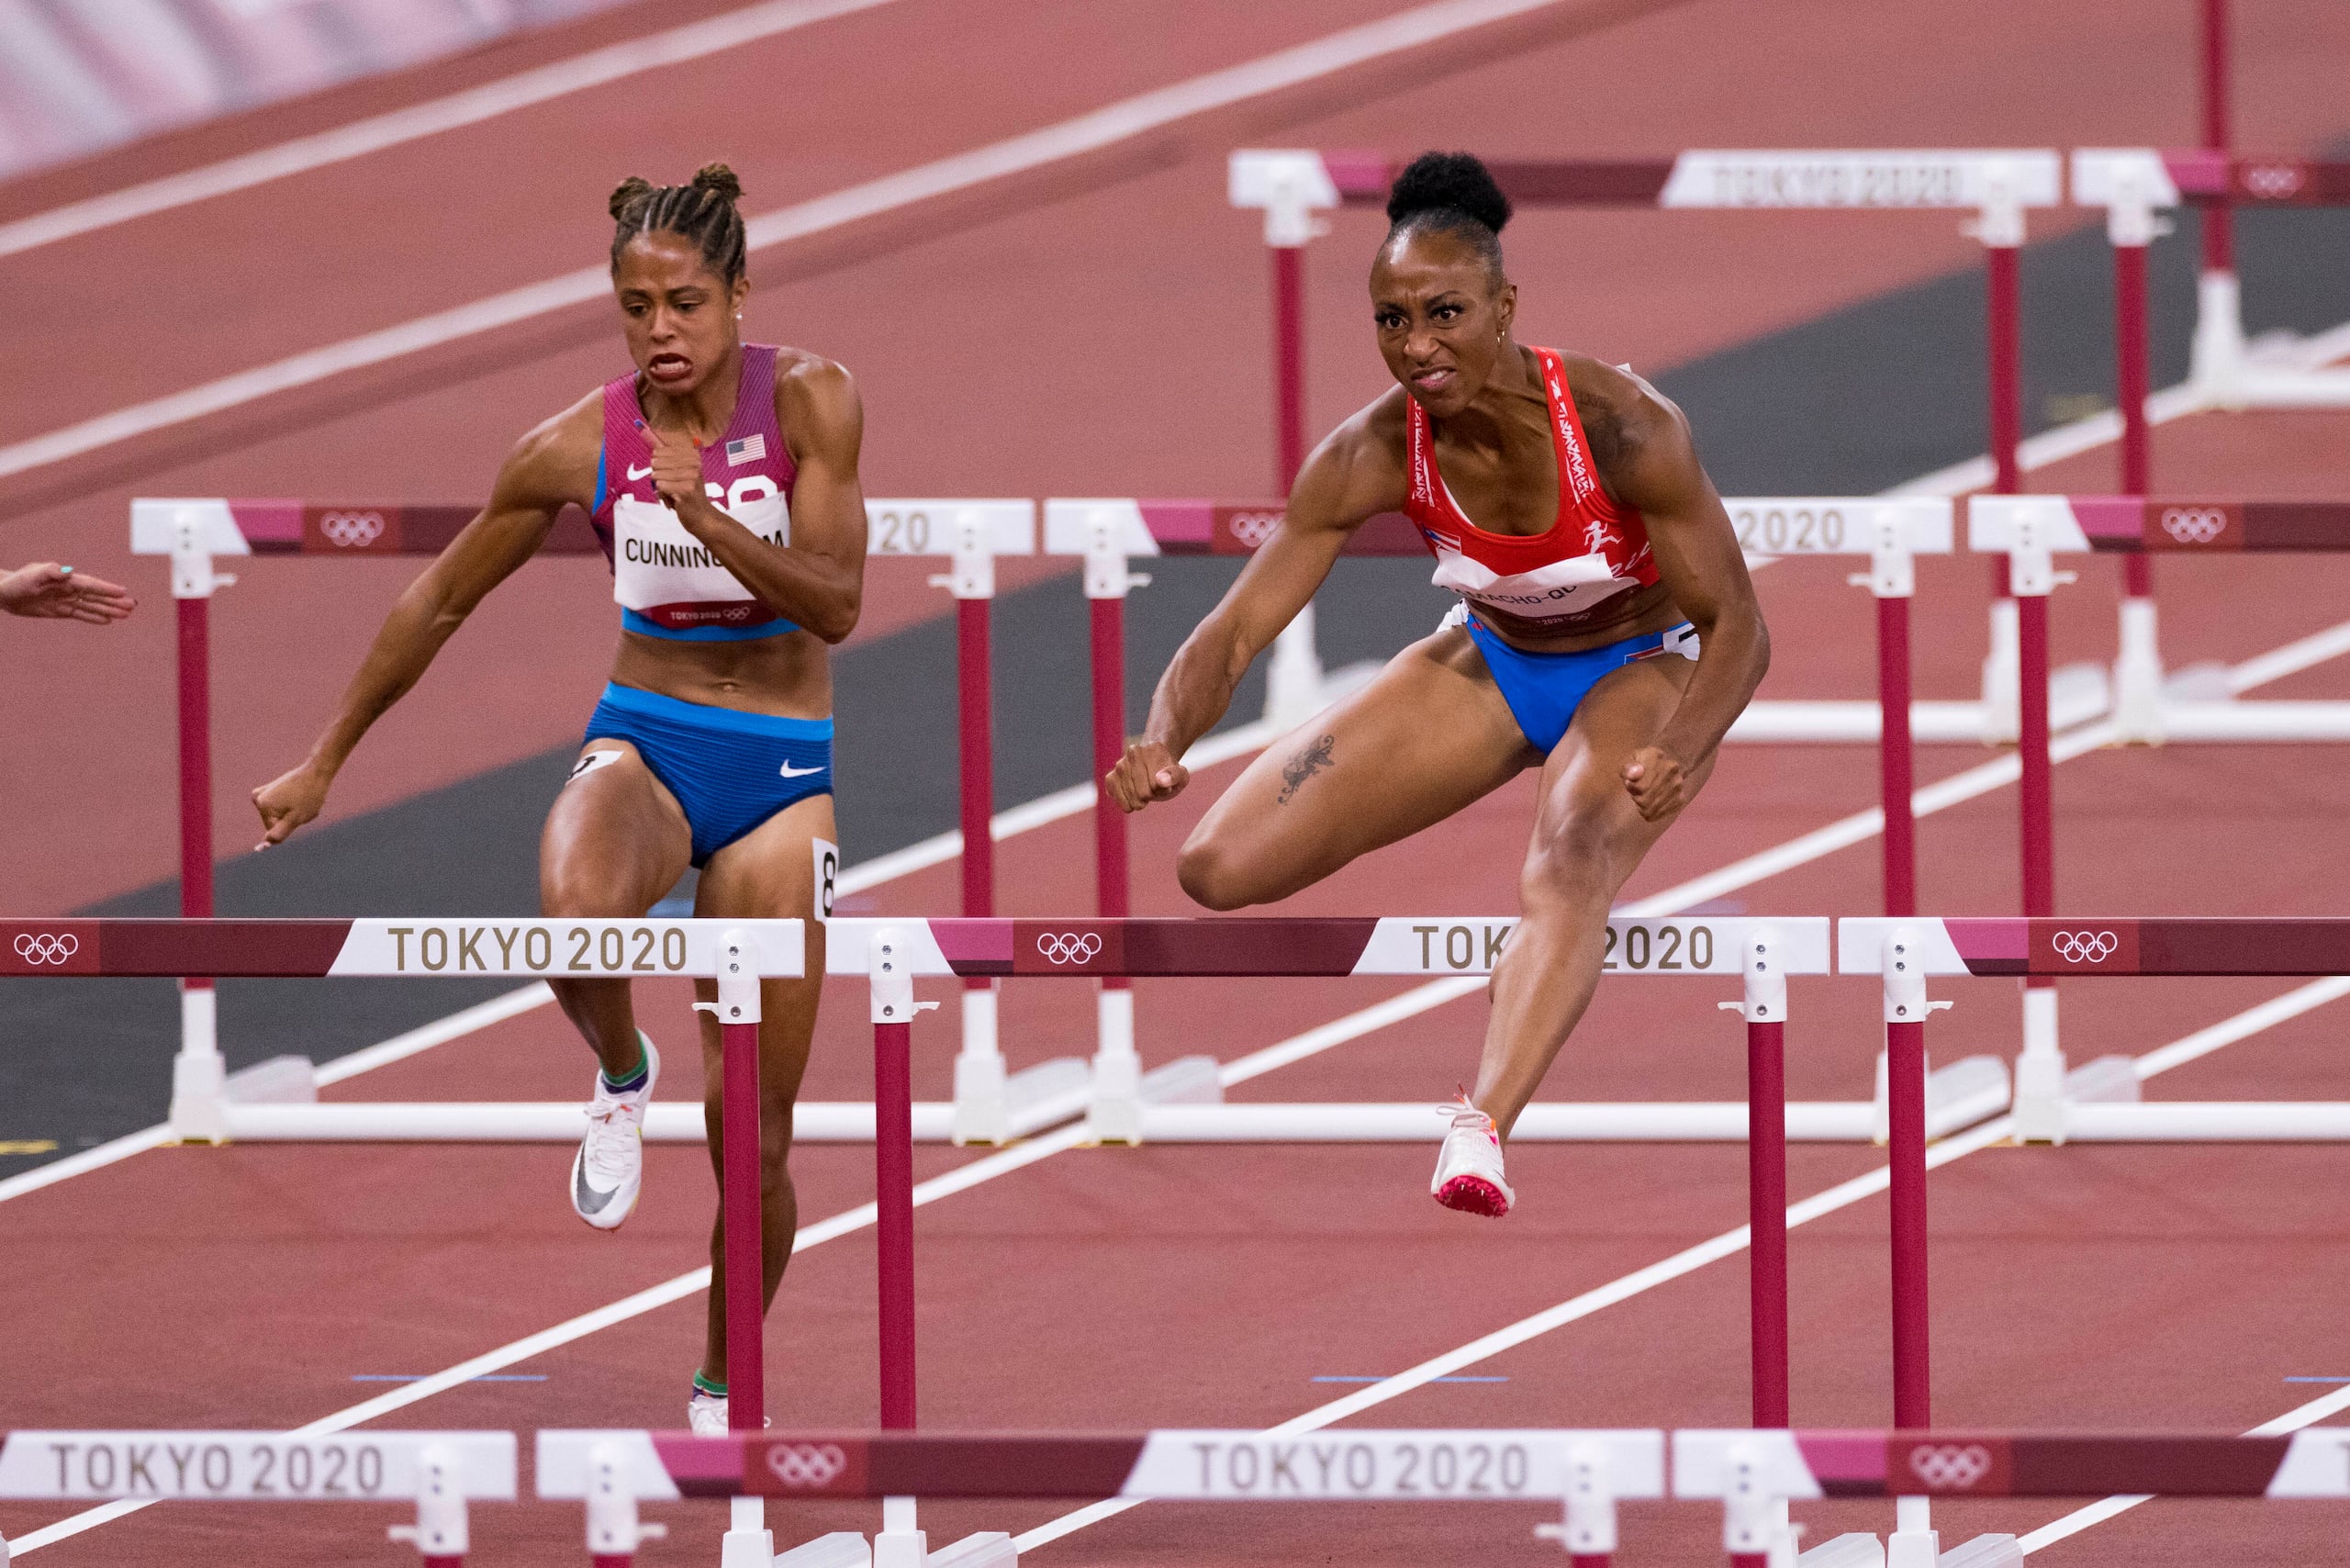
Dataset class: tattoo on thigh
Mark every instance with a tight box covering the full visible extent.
[1277,733,1337,805]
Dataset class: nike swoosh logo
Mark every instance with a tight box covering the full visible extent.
[778,761,824,778]
[573,1158,620,1215]
[627,463,653,480]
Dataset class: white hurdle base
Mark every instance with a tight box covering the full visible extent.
[1796,1532,1883,1567]
[775,1531,870,1567]
[218,1101,961,1141]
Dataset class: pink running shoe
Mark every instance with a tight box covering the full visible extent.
[1432,1092,1514,1217]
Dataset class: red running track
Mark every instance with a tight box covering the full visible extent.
[6,0,2350,1562]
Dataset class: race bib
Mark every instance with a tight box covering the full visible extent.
[611,490,789,633]
[1430,545,1636,626]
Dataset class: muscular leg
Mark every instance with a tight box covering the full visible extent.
[1472,655,1710,1137]
[540,742,693,1077]
[1179,627,1535,910]
[690,793,830,1390]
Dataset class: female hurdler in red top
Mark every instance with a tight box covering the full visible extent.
[1108,153,1768,1217]
[251,166,868,1426]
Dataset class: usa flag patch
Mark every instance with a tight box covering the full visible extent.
[724,433,766,466]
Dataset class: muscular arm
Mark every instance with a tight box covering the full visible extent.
[655,357,865,644]
[252,404,586,843]
[1108,402,1405,809]
[1585,364,1770,815]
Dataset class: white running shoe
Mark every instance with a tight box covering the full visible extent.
[1432,1092,1514,1217]
[572,1036,660,1230]
[688,1388,730,1437]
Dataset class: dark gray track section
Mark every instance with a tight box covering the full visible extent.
[7,207,2347,1172]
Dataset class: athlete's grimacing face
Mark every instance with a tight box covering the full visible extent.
[1371,228,1516,420]
[613,231,749,399]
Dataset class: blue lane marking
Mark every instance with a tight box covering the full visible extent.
[350,1374,549,1383]
[2285,1376,2350,1383]
[1311,1376,1508,1383]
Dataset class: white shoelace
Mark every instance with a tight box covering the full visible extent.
[580,1098,640,1183]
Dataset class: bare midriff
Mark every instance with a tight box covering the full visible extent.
[1460,576,1684,655]
[611,626,834,719]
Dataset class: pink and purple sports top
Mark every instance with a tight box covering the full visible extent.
[1404,346,1660,634]
[590,343,800,642]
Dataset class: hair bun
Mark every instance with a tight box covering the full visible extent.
[1385,151,1511,234]
[608,175,653,220]
[691,162,744,205]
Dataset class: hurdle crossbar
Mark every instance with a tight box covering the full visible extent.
[532,1424,2350,1566]
[0,1428,516,1563]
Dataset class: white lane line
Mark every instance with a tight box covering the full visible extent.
[6,1121,1090,1553]
[1015,970,2350,1556]
[313,981,554,1085]
[0,0,1583,483]
[0,0,902,263]
[2018,1380,2350,1556]
[0,1124,170,1206]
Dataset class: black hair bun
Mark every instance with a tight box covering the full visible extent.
[691,162,744,205]
[608,175,653,220]
[1385,151,1511,233]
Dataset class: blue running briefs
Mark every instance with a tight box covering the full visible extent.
[581,682,832,867]
[1457,611,1699,756]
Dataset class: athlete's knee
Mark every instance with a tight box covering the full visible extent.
[1177,832,1267,911]
[1520,809,1629,907]
[542,868,643,920]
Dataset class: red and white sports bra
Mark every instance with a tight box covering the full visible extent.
[1404,347,1658,633]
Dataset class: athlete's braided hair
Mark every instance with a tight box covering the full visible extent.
[1383,151,1511,280]
[608,163,748,285]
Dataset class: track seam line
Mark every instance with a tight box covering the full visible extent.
[0,0,1591,484]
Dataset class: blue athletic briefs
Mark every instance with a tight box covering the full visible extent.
[1455,609,1699,756]
[580,682,832,867]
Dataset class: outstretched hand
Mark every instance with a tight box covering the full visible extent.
[1621,743,1692,822]
[1105,739,1189,812]
[0,563,136,623]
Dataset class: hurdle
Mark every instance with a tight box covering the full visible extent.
[816,914,1831,1561]
[0,913,806,1564]
[534,1424,2350,1567]
[127,497,1046,1149]
[1845,916,2350,1145]
[1230,147,2063,747]
[2069,149,2350,742]
[0,1428,516,1565]
[1966,496,2350,1133]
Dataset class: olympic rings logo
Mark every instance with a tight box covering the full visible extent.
[2051,930,2119,964]
[319,510,386,548]
[1035,932,1103,966]
[765,1443,849,1488]
[13,932,79,966]
[1907,1443,1994,1490]
[2243,163,2304,200]
[2159,507,2228,544]
[1227,510,1282,549]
